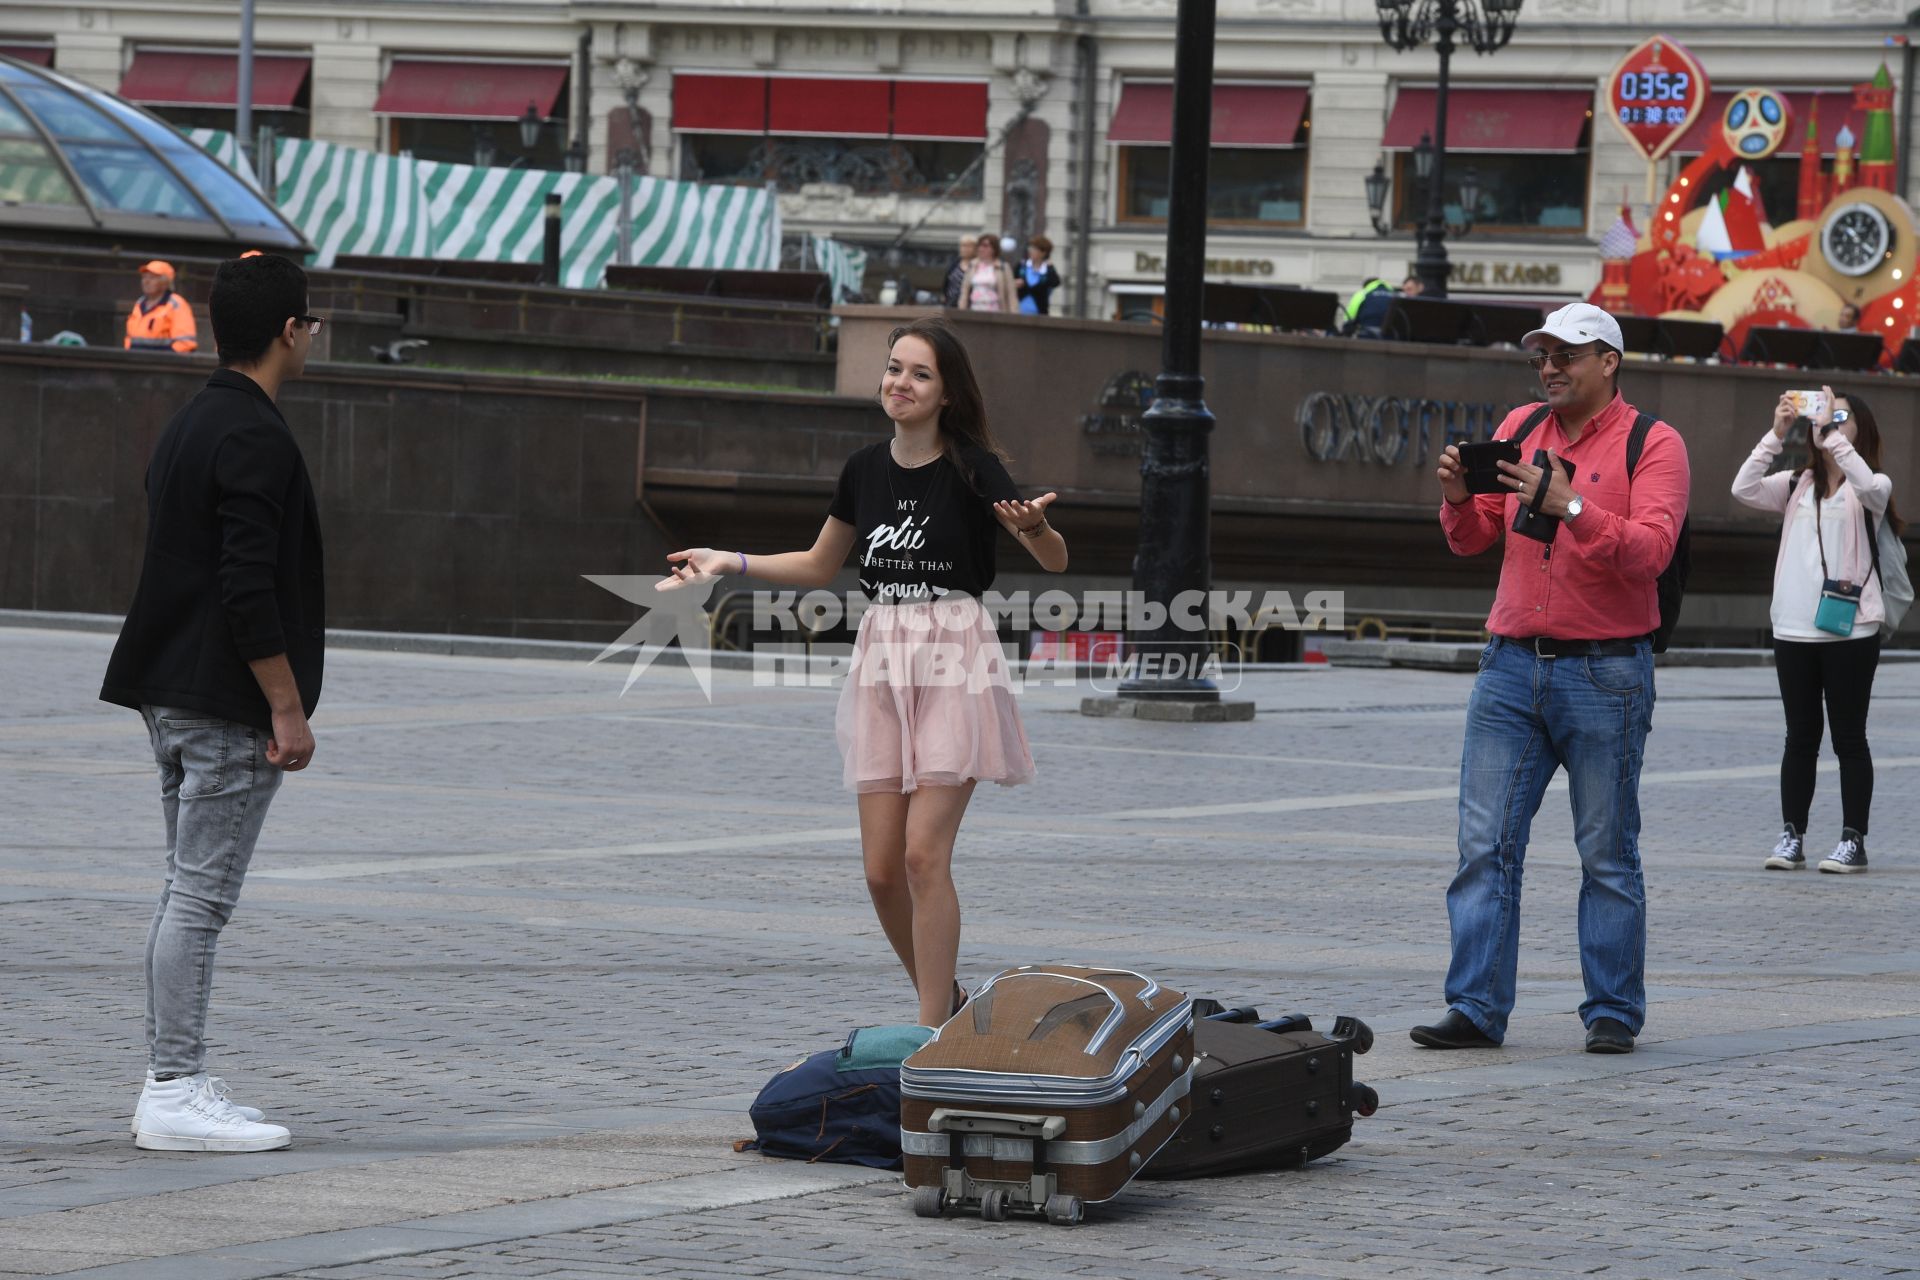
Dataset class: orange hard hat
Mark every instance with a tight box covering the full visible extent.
[138,260,175,279]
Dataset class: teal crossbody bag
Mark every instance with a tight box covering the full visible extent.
[1813,490,1866,636]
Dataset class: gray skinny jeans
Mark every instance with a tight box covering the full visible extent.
[141,706,283,1077]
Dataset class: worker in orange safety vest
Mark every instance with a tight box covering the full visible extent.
[124,261,198,354]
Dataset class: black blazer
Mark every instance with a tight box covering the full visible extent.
[1016,262,1060,314]
[101,369,325,732]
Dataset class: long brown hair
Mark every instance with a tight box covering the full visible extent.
[884,318,1010,489]
[1808,390,1904,534]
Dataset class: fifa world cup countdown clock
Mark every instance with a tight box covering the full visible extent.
[1606,36,1710,163]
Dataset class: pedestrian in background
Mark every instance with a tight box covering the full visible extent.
[1341,276,1401,337]
[958,234,1016,314]
[1016,235,1060,316]
[942,234,976,309]
[124,260,198,354]
[1414,303,1690,1057]
[102,255,325,1152]
[655,318,1067,1028]
[1732,385,1900,875]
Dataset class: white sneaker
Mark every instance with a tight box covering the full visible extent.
[134,1074,291,1152]
[132,1072,266,1135]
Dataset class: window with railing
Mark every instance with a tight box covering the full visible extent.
[1384,86,1594,234]
[1109,82,1309,228]
[673,74,986,197]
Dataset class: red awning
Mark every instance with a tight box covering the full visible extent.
[893,80,988,140]
[373,60,568,121]
[120,50,310,109]
[673,73,767,134]
[1674,90,1859,157]
[0,44,54,67]
[768,77,890,137]
[1384,88,1593,152]
[1108,83,1309,147]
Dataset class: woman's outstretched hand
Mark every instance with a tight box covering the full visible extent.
[659,547,732,591]
[995,492,1057,534]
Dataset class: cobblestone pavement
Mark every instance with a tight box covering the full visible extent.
[1,624,1916,1280]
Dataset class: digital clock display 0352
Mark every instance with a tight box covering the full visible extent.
[1617,70,1691,102]
[1606,36,1709,163]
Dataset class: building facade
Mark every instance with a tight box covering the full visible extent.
[4,0,1916,316]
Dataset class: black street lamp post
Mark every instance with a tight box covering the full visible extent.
[1376,0,1522,297]
[1083,0,1249,721]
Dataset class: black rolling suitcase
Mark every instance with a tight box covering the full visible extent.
[1141,1004,1378,1179]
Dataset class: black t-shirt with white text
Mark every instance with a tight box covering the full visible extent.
[828,442,1022,603]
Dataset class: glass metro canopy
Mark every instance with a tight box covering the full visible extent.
[0,53,306,249]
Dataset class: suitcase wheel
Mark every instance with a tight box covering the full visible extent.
[1044,1193,1084,1227]
[979,1188,1011,1222]
[1331,1015,1375,1055]
[911,1185,948,1218]
[1354,1083,1379,1118]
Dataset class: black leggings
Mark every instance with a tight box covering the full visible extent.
[1774,635,1880,835]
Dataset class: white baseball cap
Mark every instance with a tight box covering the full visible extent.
[1523,302,1625,353]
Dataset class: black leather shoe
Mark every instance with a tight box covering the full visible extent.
[1409,1009,1498,1049]
[1585,1017,1635,1054]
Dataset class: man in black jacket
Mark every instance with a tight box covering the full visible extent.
[101,254,323,1152]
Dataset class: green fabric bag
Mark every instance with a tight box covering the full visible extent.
[1816,580,1862,636]
[1811,492,1863,637]
[836,1024,934,1073]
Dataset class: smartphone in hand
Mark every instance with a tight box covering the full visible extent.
[1787,389,1829,422]
[1456,440,1523,495]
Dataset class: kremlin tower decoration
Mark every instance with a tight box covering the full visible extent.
[1591,57,1918,361]
[1856,63,1896,193]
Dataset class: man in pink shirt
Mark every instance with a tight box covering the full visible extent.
[1410,303,1690,1056]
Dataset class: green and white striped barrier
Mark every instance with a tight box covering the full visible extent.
[810,234,868,303]
[186,129,780,289]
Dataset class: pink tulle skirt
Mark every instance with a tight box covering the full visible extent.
[835,595,1035,794]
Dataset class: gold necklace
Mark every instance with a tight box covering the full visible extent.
[890,438,943,468]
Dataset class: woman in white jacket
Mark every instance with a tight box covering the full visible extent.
[1731,385,1901,874]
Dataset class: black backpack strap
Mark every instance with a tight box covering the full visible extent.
[1624,411,1659,477]
[1508,403,1552,446]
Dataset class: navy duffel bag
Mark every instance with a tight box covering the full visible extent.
[742,1025,934,1170]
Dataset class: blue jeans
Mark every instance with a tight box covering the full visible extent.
[141,707,283,1077]
[1444,638,1654,1043]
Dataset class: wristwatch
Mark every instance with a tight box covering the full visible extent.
[1565,493,1585,521]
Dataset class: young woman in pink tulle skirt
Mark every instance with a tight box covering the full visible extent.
[659,318,1068,1026]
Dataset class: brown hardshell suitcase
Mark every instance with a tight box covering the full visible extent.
[900,965,1194,1225]
[1142,1008,1378,1180]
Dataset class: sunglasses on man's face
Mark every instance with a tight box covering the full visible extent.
[1525,346,1602,372]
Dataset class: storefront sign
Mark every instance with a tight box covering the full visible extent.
[1606,35,1710,162]
[1132,251,1277,278]
[1298,392,1510,466]
[1087,377,1515,466]
[1435,261,1565,288]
